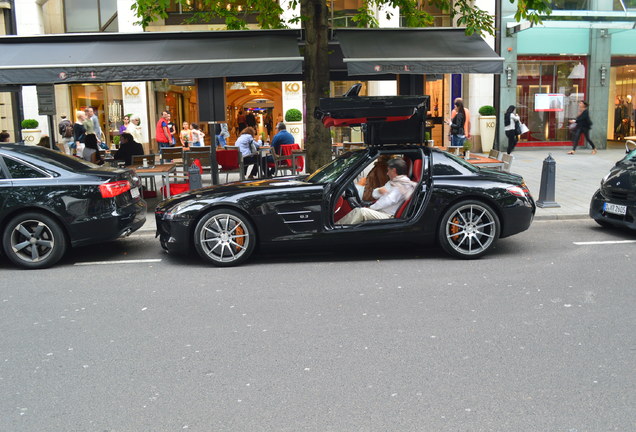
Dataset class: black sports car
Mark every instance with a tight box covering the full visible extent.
[589,148,636,230]
[0,144,146,269]
[155,144,535,266]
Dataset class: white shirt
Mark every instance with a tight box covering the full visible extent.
[504,113,520,132]
[370,181,406,216]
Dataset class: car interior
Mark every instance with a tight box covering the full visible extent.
[332,149,426,226]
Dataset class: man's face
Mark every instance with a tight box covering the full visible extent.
[85,108,94,117]
[163,112,170,120]
[387,166,397,180]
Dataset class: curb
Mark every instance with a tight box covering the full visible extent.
[533,213,590,221]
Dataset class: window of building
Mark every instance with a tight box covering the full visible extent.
[550,0,590,10]
[516,56,588,144]
[64,0,118,33]
[165,0,259,25]
[70,83,124,147]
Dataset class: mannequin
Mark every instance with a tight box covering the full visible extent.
[627,95,634,135]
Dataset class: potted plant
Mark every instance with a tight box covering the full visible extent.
[21,119,42,145]
[478,105,496,153]
[463,139,472,159]
[284,108,303,144]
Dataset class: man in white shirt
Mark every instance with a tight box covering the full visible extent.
[337,157,416,225]
[85,107,104,146]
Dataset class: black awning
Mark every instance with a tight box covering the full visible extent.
[0,30,303,85]
[335,28,504,76]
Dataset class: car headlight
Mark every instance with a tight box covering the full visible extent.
[163,199,197,220]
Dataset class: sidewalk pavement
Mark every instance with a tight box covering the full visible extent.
[505,147,626,220]
[137,146,628,232]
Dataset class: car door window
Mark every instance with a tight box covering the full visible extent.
[3,156,47,179]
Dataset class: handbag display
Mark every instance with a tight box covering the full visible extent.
[519,122,529,135]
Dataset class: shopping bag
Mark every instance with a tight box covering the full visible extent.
[519,123,529,135]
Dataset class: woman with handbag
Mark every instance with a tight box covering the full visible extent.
[568,101,597,155]
[446,98,471,151]
[504,105,521,154]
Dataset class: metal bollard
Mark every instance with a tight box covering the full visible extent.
[536,153,560,208]
[188,163,203,190]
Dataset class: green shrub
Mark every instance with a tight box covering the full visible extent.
[21,119,39,129]
[285,109,302,122]
[478,106,496,116]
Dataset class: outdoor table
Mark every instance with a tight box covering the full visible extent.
[133,163,177,199]
[291,149,306,174]
[464,154,505,170]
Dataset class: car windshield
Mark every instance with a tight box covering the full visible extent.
[623,148,636,163]
[305,151,368,184]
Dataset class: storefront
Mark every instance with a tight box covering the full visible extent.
[610,57,636,140]
[515,56,589,147]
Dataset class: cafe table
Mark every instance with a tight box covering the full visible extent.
[464,154,505,170]
[133,163,177,199]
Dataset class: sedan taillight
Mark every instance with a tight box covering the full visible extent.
[99,180,131,198]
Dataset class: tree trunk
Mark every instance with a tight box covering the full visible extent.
[301,0,332,172]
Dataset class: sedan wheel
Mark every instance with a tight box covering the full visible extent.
[2,212,67,269]
[194,209,255,266]
[439,200,500,259]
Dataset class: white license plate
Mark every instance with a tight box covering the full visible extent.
[603,202,627,216]
[130,187,140,199]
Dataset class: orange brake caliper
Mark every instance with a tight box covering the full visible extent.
[450,217,461,243]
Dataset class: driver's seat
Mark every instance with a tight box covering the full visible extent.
[394,158,422,218]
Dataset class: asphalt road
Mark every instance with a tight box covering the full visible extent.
[1,220,635,432]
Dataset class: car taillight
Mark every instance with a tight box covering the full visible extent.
[507,183,530,198]
[99,180,131,198]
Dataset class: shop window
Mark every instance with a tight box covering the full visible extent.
[64,0,118,33]
[516,56,587,145]
[550,0,589,10]
[165,0,259,25]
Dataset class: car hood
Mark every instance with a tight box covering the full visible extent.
[602,162,636,192]
[157,177,314,208]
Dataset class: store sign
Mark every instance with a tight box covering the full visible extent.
[282,81,304,144]
[122,82,149,147]
[36,85,56,116]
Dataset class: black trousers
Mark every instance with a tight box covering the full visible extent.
[505,130,518,154]
[572,127,596,151]
[243,154,259,177]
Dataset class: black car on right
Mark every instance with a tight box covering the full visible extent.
[590,149,636,230]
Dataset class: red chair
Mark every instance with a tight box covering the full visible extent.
[279,143,304,174]
[161,159,203,196]
[216,148,245,182]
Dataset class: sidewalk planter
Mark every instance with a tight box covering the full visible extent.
[285,109,303,145]
[20,119,41,145]
[478,106,496,153]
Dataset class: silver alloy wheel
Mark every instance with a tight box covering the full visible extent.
[198,213,250,263]
[9,219,55,263]
[444,203,497,256]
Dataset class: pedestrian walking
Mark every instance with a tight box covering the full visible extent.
[156,111,173,149]
[504,105,521,154]
[568,101,597,155]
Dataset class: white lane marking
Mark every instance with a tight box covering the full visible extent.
[74,259,162,266]
[573,240,636,245]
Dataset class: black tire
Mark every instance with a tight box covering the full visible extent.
[438,200,500,259]
[193,209,256,267]
[2,212,67,269]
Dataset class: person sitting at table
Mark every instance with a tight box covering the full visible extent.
[82,134,104,165]
[270,122,295,155]
[114,132,144,166]
[236,127,261,179]
[337,158,416,225]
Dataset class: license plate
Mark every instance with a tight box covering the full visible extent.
[603,202,627,216]
[130,187,140,199]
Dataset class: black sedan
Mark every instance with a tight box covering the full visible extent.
[590,148,636,230]
[0,144,146,269]
[155,145,535,266]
